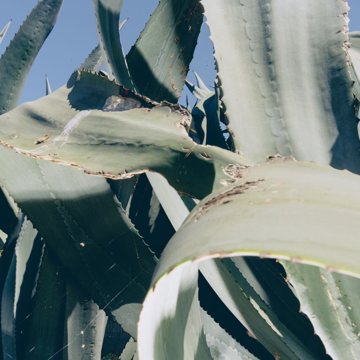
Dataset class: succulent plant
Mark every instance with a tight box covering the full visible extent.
[0,0,360,359]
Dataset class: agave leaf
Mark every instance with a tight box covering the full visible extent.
[154,158,360,276]
[282,261,360,359]
[126,0,204,102]
[201,0,360,172]
[0,70,250,199]
[140,163,315,358]
[194,71,211,94]
[0,150,156,340]
[186,71,212,101]
[64,279,107,360]
[231,257,326,357]
[0,0,63,115]
[142,154,327,357]
[349,32,360,101]
[93,0,135,90]
[80,18,129,74]
[0,187,18,236]
[88,16,138,221]
[0,64,157,341]
[199,259,317,359]
[201,308,260,360]
[108,176,139,213]
[45,74,52,95]
[138,158,360,359]
[146,172,189,231]
[126,174,175,258]
[0,213,22,359]
[192,88,228,149]
[119,337,137,360]
[0,20,12,47]
[186,80,210,101]
[13,221,43,360]
[23,248,67,360]
[138,262,211,360]
[148,189,161,233]
[1,253,16,360]
[1,217,40,360]
[101,320,132,358]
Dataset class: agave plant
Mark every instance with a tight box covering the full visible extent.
[0,0,360,359]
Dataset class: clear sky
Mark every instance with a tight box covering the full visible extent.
[0,0,359,108]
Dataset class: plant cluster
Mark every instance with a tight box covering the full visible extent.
[0,1,360,359]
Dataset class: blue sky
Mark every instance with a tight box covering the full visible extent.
[0,0,359,108]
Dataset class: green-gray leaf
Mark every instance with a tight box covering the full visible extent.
[0,151,155,340]
[282,261,360,359]
[0,20,11,46]
[127,0,203,102]
[23,248,67,360]
[0,0,63,114]
[202,0,359,173]
[93,0,135,90]
[201,308,259,360]
[64,279,107,360]
[0,70,250,199]
[138,158,360,359]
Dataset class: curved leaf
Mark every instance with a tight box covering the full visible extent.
[134,150,328,358]
[192,88,228,149]
[14,221,43,360]
[0,70,250,199]
[23,248,67,360]
[1,217,40,360]
[93,0,135,90]
[127,0,204,102]
[45,75,52,96]
[154,158,360,276]
[146,172,189,231]
[138,158,360,359]
[1,253,16,360]
[64,280,107,360]
[0,0,63,114]
[138,262,211,360]
[199,259,316,359]
[0,20,11,47]
[232,257,326,357]
[201,0,359,173]
[0,151,155,340]
[119,337,137,360]
[0,213,22,359]
[80,18,129,74]
[201,309,259,360]
[282,261,360,359]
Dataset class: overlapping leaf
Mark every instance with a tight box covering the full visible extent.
[201,0,359,173]
[127,0,203,102]
[282,261,360,359]
[0,0,63,114]
[138,158,360,359]
[93,0,135,90]
[0,70,249,199]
